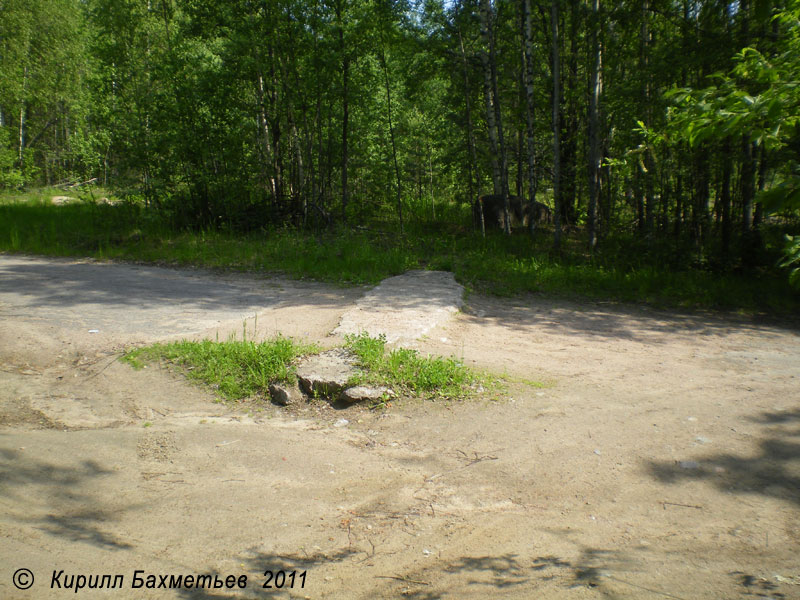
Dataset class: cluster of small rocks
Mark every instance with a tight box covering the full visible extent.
[269,349,394,407]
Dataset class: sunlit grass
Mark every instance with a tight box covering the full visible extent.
[1,192,797,314]
[123,333,492,403]
[345,332,488,399]
[122,335,318,401]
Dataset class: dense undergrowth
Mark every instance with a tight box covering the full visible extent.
[1,189,798,315]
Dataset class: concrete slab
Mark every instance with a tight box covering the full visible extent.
[333,270,463,345]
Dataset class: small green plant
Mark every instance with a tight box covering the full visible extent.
[123,335,317,401]
[345,332,484,399]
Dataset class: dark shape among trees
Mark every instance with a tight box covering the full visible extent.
[474,194,551,232]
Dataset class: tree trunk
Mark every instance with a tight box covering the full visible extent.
[551,0,562,249]
[522,0,538,236]
[341,60,350,223]
[754,145,766,228]
[479,0,510,234]
[741,136,755,234]
[429,145,435,219]
[456,19,480,234]
[640,0,654,235]
[693,150,710,245]
[336,0,350,224]
[720,140,732,261]
[17,64,29,170]
[256,73,276,197]
[18,104,25,169]
[635,173,645,232]
[587,0,602,250]
[378,39,403,234]
[560,0,579,226]
[488,5,511,234]
[516,128,523,198]
[267,47,283,202]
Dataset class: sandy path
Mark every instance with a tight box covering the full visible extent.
[0,255,799,600]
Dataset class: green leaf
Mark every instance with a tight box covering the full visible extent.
[758,180,800,212]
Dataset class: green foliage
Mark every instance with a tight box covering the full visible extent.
[780,235,800,289]
[0,127,24,189]
[0,0,94,184]
[656,4,800,282]
[759,166,800,214]
[344,332,386,371]
[345,333,480,399]
[123,335,317,401]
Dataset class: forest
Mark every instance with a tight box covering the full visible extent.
[1,0,799,306]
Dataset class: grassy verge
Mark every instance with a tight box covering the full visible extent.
[344,333,485,399]
[123,336,317,401]
[1,193,798,314]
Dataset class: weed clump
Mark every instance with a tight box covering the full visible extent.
[345,332,479,399]
[123,335,316,401]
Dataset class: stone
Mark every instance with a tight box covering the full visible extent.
[340,385,396,405]
[295,349,360,398]
[268,382,304,406]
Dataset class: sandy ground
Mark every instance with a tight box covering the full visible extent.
[0,254,799,600]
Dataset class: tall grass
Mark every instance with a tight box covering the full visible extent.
[1,193,797,314]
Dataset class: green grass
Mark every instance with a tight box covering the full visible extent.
[122,333,489,403]
[123,336,317,401]
[1,191,798,314]
[345,332,485,399]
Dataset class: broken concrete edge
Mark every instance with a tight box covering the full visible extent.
[268,379,397,407]
[339,384,397,405]
[272,348,397,407]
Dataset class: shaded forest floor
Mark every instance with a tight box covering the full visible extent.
[1,255,799,599]
[1,190,798,316]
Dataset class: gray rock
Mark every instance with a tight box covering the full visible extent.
[268,382,304,406]
[296,349,360,397]
[340,385,396,405]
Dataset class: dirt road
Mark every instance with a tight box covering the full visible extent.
[1,255,798,599]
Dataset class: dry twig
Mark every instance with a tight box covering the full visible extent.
[376,575,430,586]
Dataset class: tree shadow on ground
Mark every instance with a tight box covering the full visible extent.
[463,292,800,345]
[0,446,133,550]
[0,257,359,320]
[442,552,529,589]
[530,548,644,597]
[384,548,639,599]
[171,546,647,599]
[730,571,788,599]
[173,548,358,599]
[646,409,800,507]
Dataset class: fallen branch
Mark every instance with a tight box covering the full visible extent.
[608,575,689,600]
[66,177,98,189]
[85,354,121,380]
[375,575,430,586]
[662,501,703,510]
